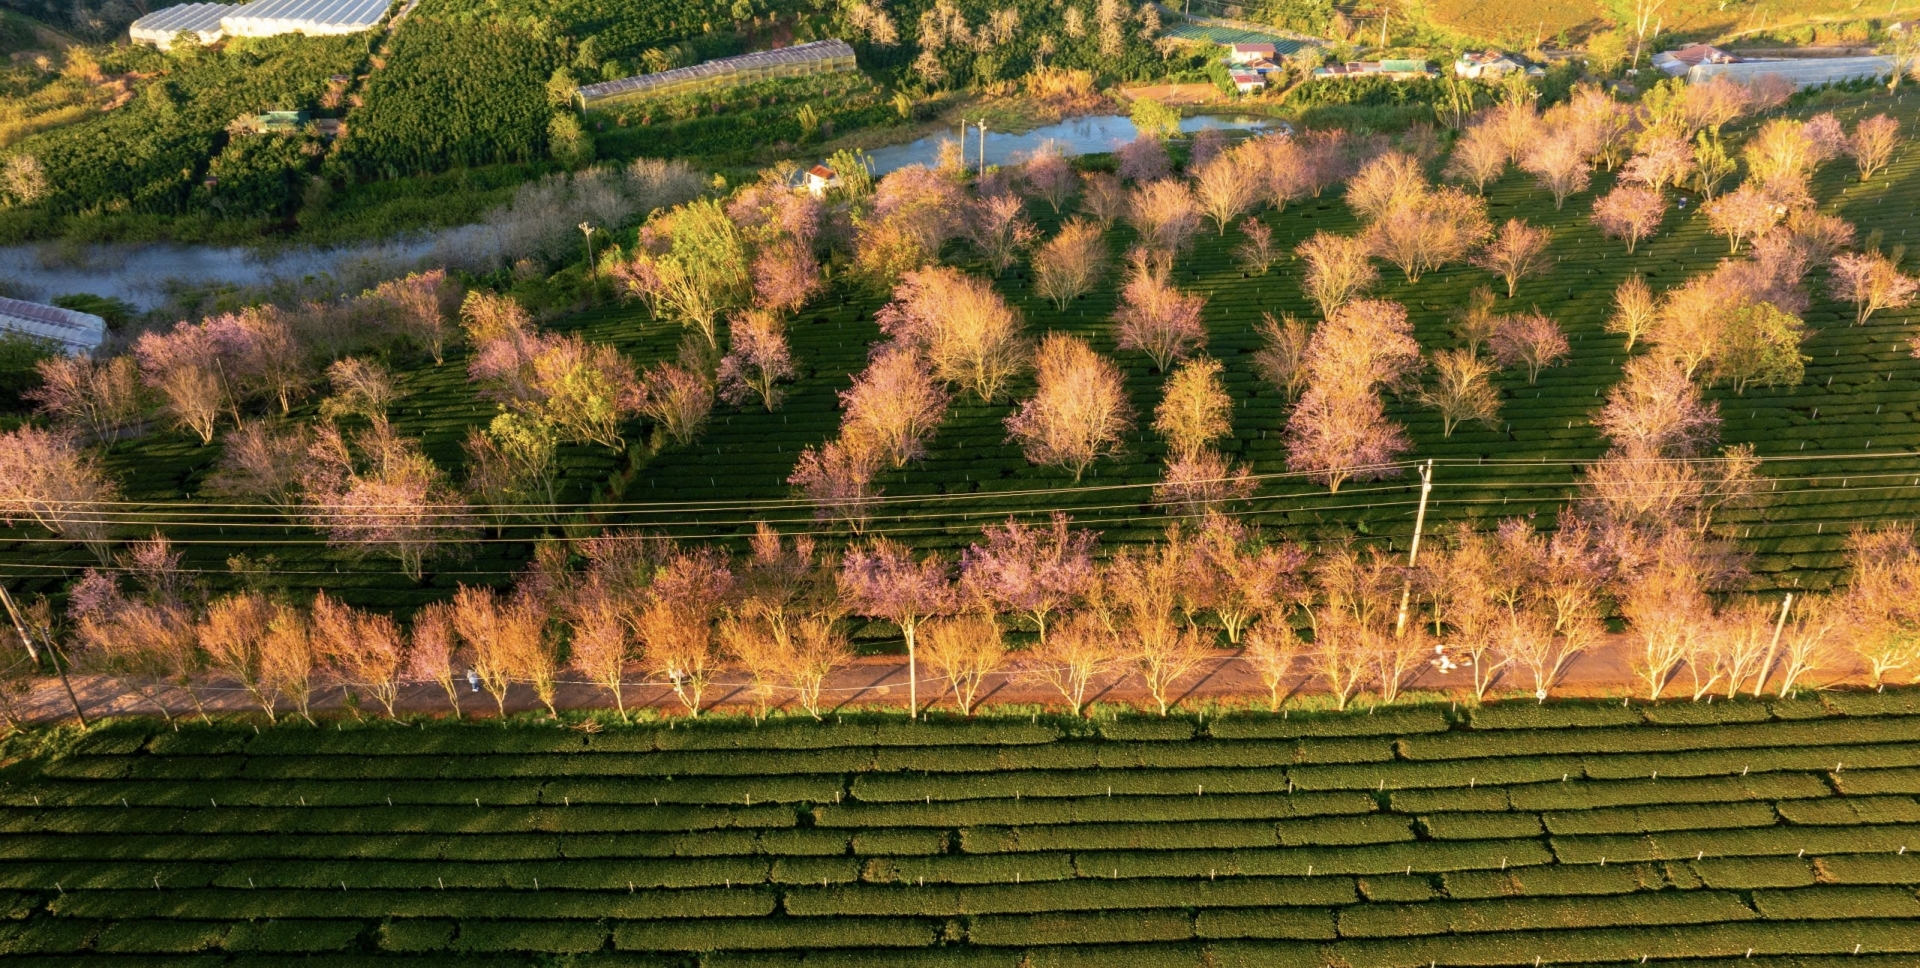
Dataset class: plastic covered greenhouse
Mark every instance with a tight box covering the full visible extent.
[0,298,105,355]
[127,3,231,47]
[1688,56,1894,89]
[579,39,857,109]
[130,0,387,47]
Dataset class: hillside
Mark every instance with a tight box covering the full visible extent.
[5,87,1920,611]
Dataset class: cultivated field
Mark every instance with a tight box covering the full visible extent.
[7,90,1920,611]
[4,694,1920,962]
[596,88,1920,595]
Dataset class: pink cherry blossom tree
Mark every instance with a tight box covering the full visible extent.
[840,539,955,717]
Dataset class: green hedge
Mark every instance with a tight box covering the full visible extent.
[1540,802,1780,836]
[1751,885,1920,920]
[1335,889,1756,938]
[968,910,1194,946]
[612,917,938,950]
[222,918,365,952]
[1207,708,1449,740]
[1509,774,1830,811]
[452,919,610,952]
[1417,811,1544,840]
[816,792,1375,829]
[1467,704,1645,731]
[1442,863,1656,899]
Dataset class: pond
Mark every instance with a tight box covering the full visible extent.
[864,113,1283,174]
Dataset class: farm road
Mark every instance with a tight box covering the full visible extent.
[9,633,1890,725]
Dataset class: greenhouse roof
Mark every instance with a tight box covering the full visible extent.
[1687,56,1893,89]
[0,298,106,354]
[579,39,856,103]
[131,0,386,45]
[222,0,387,34]
[128,2,231,45]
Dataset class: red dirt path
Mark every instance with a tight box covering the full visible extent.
[15,632,1894,725]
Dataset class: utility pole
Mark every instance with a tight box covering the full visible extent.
[1751,593,1794,698]
[0,585,87,727]
[978,120,988,176]
[0,586,36,664]
[1393,460,1434,638]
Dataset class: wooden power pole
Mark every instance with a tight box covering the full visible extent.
[1393,460,1435,638]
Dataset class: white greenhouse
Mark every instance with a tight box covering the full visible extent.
[130,0,387,47]
[127,3,230,47]
[221,0,388,38]
[0,298,106,355]
[1688,56,1894,90]
[578,39,858,109]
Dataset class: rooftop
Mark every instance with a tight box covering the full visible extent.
[578,39,856,105]
[0,297,107,354]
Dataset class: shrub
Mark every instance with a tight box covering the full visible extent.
[614,917,938,950]
[1207,707,1448,740]
[222,918,365,952]
[1540,802,1778,836]
[1750,885,1920,920]
[1442,863,1655,899]
[1508,773,1828,812]
[969,910,1193,946]
[1691,856,1818,889]
[1416,812,1543,840]
[1467,703,1644,730]
[378,919,456,951]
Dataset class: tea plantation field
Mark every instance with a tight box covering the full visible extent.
[8,92,1920,608]
[610,89,1920,593]
[6,693,1920,963]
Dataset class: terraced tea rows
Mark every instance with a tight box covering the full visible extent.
[4,692,1920,964]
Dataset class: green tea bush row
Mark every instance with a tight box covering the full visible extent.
[968,909,1193,946]
[1751,885,1920,921]
[1208,708,1450,740]
[612,916,938,950]
[1076,839,1557,880]
[1506,774,1831,812]
[1551,823,1920,864]
[1581,743,1920,780]
[1404,718,1920,761]
[1540,802,1782,836]
[813,791,1376,829]
[1441,863,1658,899]
[1776,797,1920,826]
[783,876,1358,918]
[850,768,1293,803]
[1416,812,1544,841]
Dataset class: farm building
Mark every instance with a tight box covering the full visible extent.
[1651,44,1739,76]
[234,110,309,134]
[1229,70,1264,94]
[1687,55,1894,89]
[1454,49,1538,79]
[803,164,839,198]
[1227,42,1275,64]
[0,297,106,355]
[1312,59,1433,80]
[130,0,386,48]
[578,40,858,110]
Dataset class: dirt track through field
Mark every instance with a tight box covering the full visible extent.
[14,633,1893,726]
